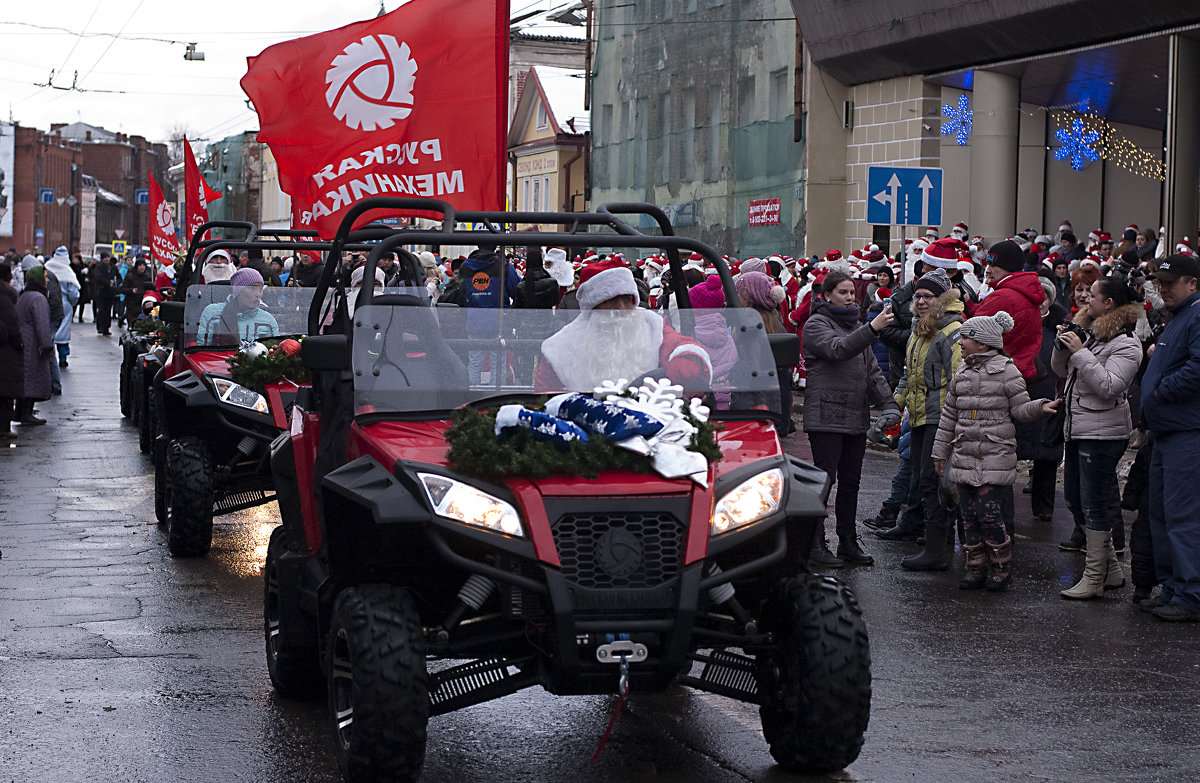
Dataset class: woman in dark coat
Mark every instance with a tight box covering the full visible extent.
[120,258,153,328]
[802,270,901,567]
[0,263,24,437]
[15,266,53,424]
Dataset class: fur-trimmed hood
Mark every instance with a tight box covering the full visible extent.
[1072,302,1142,341]
[914,287,964,339]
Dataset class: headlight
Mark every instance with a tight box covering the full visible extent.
[711,468,784,535]
[210,376,269,415]
[418,473,524,538]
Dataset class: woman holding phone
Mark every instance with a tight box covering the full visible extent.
[802,270,901,568]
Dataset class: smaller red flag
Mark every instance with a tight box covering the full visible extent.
[148,174,181,267]
[184,137,222,243]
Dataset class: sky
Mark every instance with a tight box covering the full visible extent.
[1,0,572,145]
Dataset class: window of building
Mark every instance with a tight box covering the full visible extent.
[635,97,649,185]
[523,177,531,210]
[738,76,756,126]
[770,68,789,122]
[544,176,552,211]
[536,102,548,130]
[707,85,720,182]
[659,93,671,184]
[681,90,695,180]
[532,177,541,212]
[600,103,614,146]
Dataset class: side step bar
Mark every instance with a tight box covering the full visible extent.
[428,657,537,716]
[679,649,761,704]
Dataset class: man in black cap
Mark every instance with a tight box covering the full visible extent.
[1138,254,1200,621]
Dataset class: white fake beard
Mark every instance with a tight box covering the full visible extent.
[203,263,233,282]
[578,312,655,390]
[951,229,966,240]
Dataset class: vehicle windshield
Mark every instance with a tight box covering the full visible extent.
[351,305,785,417]
[183,285,317,348]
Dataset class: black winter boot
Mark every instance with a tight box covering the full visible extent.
[807,535,844,569]
[863,501,901,531]
[1059,510,1086,552]
[901,519,950,571]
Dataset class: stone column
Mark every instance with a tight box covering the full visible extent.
[1165,34,1199,248]
[969,70,1020,243]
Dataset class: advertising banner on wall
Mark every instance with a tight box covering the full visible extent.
[0,122,13,237]
[748,198,781,227]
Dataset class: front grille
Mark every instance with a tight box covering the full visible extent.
[553,512,684,589]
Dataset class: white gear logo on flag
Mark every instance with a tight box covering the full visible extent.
[325,34,418,132]
[157,200,174,230]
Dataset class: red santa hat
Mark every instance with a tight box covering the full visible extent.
[1126,224,1138,233]
[824,248,842,262]
[1097,231,1112,242]
[921,237,968,269]
[576,258,638,311]
[1079,256,1103,271]
[141,289,163,305]
[1088,228,1102,242]
[1059,219,1073,232]
[951,222,969,235]
[850,249,864,260]
[1176,237,1194,255]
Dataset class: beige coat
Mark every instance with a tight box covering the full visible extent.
[931,351,1049,487]
[1050,303,1142,441]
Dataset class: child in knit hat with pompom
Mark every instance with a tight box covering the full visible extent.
[930,310,1060,591]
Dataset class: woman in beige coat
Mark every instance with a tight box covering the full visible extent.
[932,311,1057,590]
[1051,275,1144,599]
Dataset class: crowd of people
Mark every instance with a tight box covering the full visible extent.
[4,219,1198,621]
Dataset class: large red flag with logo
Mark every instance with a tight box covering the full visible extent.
[148,174,181,267]
[183,137,222,243]
[240,0,509,239]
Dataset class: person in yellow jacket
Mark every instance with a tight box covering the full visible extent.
[892,268,964,570]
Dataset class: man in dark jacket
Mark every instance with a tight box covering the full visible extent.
[461,247,521,386]
[1138,254,1200,621]
[0,263,24,437]
[92,253,119,335]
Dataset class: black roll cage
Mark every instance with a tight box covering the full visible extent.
[302,196,740,335]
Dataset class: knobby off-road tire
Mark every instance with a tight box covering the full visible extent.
[328,584,428,783]
[119,352,132,418]
[758,573,871,774]
[165,436,214,557]
[153,444,168,526]
[137,385,154,454]
[264,527,323,698]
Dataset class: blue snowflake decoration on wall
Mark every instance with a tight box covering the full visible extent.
[1054,119,1101,170]
[940,94,973,146]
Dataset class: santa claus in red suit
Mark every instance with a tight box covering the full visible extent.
[535,258,712,392]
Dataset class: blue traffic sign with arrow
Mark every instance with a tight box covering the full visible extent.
[866,166,943,227]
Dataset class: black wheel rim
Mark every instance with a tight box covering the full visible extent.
[331,627,354,750]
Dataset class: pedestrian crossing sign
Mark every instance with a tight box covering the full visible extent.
[113,240,128,256]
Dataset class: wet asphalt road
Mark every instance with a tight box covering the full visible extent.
[2,329,1199,783]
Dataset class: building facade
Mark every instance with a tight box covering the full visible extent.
[509,66,589,227]
[793,0,1200,260]
[7,126,82,254]
[589,0,804,258]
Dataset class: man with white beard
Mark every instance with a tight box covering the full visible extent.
[535,258,712,392]
[200,249,235,284]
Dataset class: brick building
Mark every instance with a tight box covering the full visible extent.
[7,126,83,255]
[53,122,172,251]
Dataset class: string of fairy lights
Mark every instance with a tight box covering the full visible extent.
[1049,110,1167,181]
[940,94,1167,181]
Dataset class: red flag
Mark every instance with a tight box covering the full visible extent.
[239,0,509,238]
[148,174,181,267]
[290,195,322,265]
[183,137,222,243]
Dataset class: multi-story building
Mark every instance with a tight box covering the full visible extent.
[589,0,804,258]
[204,131,262,230]
[793,0,1200,258]
[5,125,83,254]
[53,122,171,250]
[509,66,589,226]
